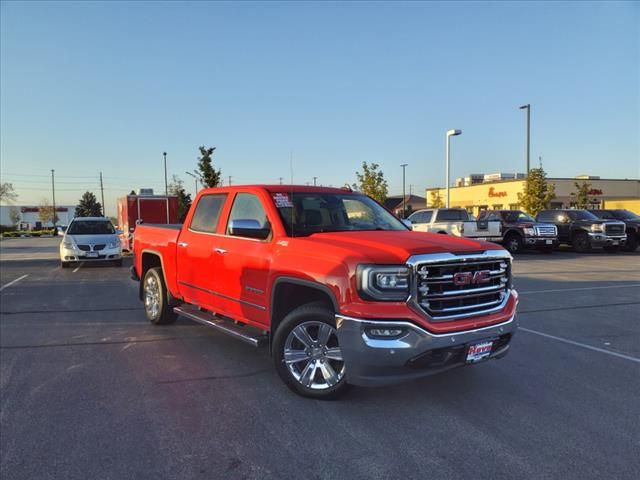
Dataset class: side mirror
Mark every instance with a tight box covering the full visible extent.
[402,219,413,229]
[229,219,271,240]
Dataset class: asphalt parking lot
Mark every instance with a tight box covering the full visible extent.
[1,237,639,480]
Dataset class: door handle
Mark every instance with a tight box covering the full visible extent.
[214,248,227,255]
[178,242,188,247]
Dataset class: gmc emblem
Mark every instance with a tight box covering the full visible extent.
[453,270,491,286]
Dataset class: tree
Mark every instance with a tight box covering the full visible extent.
[353,162,388,203]
[570,181,593,209]
[168,175,192,222]
[75,191,103,217]
[38,199,59,226]
[9,207,21,226]
[197,146,222,188]
[517,168,556,216]
[429,190,445,208]
[0,183,18,203]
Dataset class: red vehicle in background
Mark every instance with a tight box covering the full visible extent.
[117,191,179,251]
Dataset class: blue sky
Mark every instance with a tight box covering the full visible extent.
[1,1,638,216]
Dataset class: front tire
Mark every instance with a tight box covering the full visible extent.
[623,233,638,252]
[142,267,177,325]
[572,231,591,253]
[504,233,523,254]
[273,304,350,400]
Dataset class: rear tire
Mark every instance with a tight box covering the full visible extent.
[572,231,591,253]
[273,304,350,400]
[504,233,523,254]
[142,267,177,325]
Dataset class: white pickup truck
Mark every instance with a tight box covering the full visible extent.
[407,208,502,241]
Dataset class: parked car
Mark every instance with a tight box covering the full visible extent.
[535,209,626,253]
[131,186,518,399]
[60,217,123,267]
[588,209,639,252]
[477,210,558,254]
[407,208,502,242]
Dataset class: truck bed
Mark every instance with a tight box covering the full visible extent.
[133,224,182,294]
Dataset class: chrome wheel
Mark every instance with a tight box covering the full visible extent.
[283,321,345,390]
[144,275,160,319]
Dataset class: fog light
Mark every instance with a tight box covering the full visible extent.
[366,327,405,338]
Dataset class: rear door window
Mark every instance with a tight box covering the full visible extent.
[189,194,228,233]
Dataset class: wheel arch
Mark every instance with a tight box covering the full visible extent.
[270,277,339,351]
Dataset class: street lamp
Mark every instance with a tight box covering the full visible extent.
[163,152,168,195]
[519,104,530,175]
[400,164,408,218]
[445,129,462,208]
[185,171,198,195]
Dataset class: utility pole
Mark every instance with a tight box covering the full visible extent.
[163,152,168,195]
[99,172,105,217]
[400,164,408,218]
[51,169,57,228]
[279,177,283,185]
[228,176,232,186]
[313,176,317,186]
[519,104,531,176]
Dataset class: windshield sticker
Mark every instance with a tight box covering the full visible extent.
[273,193,293,208]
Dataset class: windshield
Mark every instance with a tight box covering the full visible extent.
[612,209,640,220]
[503,211,535,223]
[272,192,407,237]
[67,220,115,235]
[567,210,598,221]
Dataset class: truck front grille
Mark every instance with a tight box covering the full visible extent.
[605,224,624,235]
[413,253,511,321]
[535,225,557,236]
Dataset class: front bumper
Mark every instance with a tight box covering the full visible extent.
[335,313,517,387]
[587,233,626,247]
[524,237,558,248]
[60,247,122,263]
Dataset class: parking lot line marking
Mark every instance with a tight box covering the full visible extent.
[0,274,28,292]
[520,327,640,364]
[72,263,83,273]
[519,284,640,295]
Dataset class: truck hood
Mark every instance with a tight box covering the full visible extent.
[290,231,503,264]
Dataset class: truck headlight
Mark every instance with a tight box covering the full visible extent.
[523,228,536,236]
[358,265,410,301]
[591,224,604,232]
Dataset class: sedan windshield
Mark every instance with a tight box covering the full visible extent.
[272,192,407,237]
[67,220,115,235]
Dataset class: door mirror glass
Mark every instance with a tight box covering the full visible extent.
[229,219,271,240]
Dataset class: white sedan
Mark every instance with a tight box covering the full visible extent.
[60,217,123,268]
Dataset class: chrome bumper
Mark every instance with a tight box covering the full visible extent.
[335,314,517,387]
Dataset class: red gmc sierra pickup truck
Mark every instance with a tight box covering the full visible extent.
[131,185,518,399]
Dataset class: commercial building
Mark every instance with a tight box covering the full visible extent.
[426,175,640,216]
[0,205,76,229]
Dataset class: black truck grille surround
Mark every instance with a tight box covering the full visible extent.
[413,255,511,321]
[605,224,624,235]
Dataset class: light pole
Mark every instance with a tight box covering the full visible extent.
[163,152,168,195]
[51,169,57,228]
[400,164,408,218]
[313,176,318,186]
[185,171,198,195]
[519,104,530,175]
[445,129,462,208]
